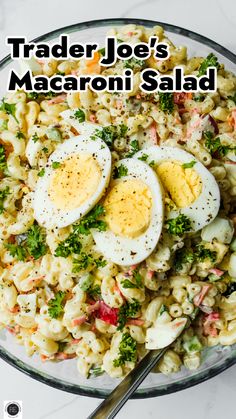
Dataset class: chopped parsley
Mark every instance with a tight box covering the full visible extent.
[48,291,66,319]
[26,224,48,260]
[124,58,145,70]
[73,253,106,273]
[52,161,61,169]
[174,248,194,271]
[138,154,148,162]
[16,131,25,140]
[37,168,45,177]
[117,301,141,331]
[197,53,220,77]
[74,108,85,123]
[113,333,137,367]
[87,284,102,299]
[91,124,128,148]
[159,92,174,113]
[182,160,196,169]
[195,244,217,263]
[99,47,106,56]
[0,145,7,172]
[4,243,27,261]
[32,133,39,143]
[0,186,10,213]
[0,99,18,122]
[126,139,140,157]
[55,230,82,258]
[113,164,128,179]
[42,147,49,154]
[204,131,235,157]
[121,269,143,289]
[194,94,205,102]
[55,205,106,258]
[166,214,192,235]
[73,204,106,236]
[228,93,236,104]
[27,92,39,100]
[5,223,48,261]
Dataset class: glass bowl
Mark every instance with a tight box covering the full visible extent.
[0,18,236,399]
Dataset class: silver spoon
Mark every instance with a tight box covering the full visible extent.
[87,346,168,419]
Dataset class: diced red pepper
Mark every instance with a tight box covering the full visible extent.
[97,301,118,325]
[193,285,211,307]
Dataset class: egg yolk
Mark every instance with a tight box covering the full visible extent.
[156,160,202,208]
[48,153,101,211]
[103,179,152,238]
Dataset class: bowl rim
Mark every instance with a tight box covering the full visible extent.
[0,17,236,399]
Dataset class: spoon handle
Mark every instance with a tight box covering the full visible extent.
[87,347,167,419]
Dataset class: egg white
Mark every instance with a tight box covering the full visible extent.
[92,158,164,266]
[135,146,220,232]
[33,135,111,229]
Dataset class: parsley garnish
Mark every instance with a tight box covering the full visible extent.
[37,168,45,177]
[32,133,39,143]
[52,161,61,169]
[113,333,137,367]
[16,131,25,140]
[48,291,66,319]
[174,248,194,271]
[0,99,18,122]
[74,108,85,123]
[166,214,192,235]
[26,224,48,260]
[228,93,236,104]
[138,154,148,162]
[182,160,196,169]
[159,304,168,316]
[91,124,128,148]
[55,205,106,257]
[204,131,235,157]
[194,94,205,102]
[73,253,106,273]
[197,53,220,77]
[121,269,143,289]
[99,47,106,56]
[195,244,217,263]
[124,58,145,70]
[42,147,49,153]
[87,284,102,299]
[159,93,174,113]
[117,301,141,331]
[27,92,39,100]
[73,204,106,236]
[113,164,128,179]
[0,186,10,213]
[5,223,48,261]
[126,139,140,157]
[4,243,27,261]
[55,230,82,258]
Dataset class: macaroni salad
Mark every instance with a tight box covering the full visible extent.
[0,24,236,379]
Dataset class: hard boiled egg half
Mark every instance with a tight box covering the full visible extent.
[135,146,220,232]
[33,135,111,229]
[92,158,164,266]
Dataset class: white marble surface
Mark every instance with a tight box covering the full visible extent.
[0,0,236,418]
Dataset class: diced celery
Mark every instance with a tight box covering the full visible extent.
[79,273,93,291]
[183,336,202,354]
[46,128,62,142]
